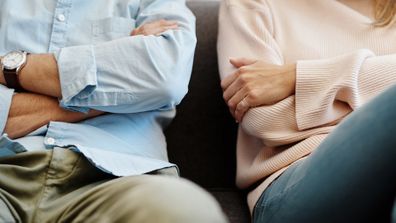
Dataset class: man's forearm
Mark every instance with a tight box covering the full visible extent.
[4,93,102,139]
[0,19,180,100]
[0,54,62,98]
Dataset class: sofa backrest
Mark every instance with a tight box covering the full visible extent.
[165,1,239,188]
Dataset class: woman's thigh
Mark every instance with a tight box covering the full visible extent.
[254,85,396,223]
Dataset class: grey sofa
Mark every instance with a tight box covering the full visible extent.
[164,1,251,223]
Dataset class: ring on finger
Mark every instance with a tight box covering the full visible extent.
[237,98,249,110]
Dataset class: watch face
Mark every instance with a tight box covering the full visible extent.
[2,51,26,70]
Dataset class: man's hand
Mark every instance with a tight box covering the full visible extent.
[131,20,178,36]
[221,58,296,123]
[4,93,104,139]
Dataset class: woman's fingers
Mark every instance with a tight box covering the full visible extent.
[235,97,251,123]
[222,58,257,90]
[222,75,243,102]
[227,85,246,114]
[229,84,261,122]
[221,71,237,91]
[222,59,297,122]
[230,58,257,68]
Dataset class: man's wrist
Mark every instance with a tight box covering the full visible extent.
[18,53,61,98]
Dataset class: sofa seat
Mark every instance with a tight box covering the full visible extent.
[165,1,251,222]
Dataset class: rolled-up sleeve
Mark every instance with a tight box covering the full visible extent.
[0,85,15,133]
[54,0,196,113]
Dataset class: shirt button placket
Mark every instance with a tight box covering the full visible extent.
[57,14,66,22]
[48,0,72,52]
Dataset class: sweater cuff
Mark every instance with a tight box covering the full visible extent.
[295,49,374,130]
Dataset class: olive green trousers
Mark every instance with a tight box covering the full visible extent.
[0,148,227,223]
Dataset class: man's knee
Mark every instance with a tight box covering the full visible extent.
[100,175,228,223]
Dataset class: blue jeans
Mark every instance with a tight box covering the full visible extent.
[253,85,396,223]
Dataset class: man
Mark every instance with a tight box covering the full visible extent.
[0,0,227,222]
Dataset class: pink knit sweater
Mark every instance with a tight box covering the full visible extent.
[217,0,396,212]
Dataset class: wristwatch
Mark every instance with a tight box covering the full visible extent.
[1,50,28,92]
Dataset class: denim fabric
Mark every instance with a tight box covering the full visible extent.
[253,84,396,223]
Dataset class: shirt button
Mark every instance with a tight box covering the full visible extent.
[57,14,66,22]
[46,137,56,145]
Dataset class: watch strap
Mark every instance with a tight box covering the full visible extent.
[4,68,24,92]
[2,51,28,92]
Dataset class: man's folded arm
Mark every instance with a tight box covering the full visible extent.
[8,0,196,114]
[0,88,102,139]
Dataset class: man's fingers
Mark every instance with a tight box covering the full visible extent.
[153,25,178,36]
[131,20,179,36]
[154,24,178,36]
[130,29,138,36]
[159,20,178,26]
[165,24,179,29]
[230,57,257,68]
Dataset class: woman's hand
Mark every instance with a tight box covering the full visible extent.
[221,58,296,123]
[131,20,178,36]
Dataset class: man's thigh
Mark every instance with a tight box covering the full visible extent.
[0,149,226,223]
[0,148,114,223]
[57,174,227,223]
[0,149,55,223]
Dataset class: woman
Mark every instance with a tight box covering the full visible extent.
[218,0,396,222]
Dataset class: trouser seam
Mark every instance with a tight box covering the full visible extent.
[39,151,84,223]
[47,155,82,182]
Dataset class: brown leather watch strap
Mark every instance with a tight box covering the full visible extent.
[4,68,24,92]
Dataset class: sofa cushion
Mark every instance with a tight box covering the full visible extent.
[165,1,251,222]
[210,189,251,223]
[165,0,238,189]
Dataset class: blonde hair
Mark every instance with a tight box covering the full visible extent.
[374,0,396,26]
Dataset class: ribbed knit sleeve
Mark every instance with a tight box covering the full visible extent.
[296,49,396,130]
[217,0,283,80]
[217,0,396,213]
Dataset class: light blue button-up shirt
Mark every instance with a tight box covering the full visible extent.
[0,0,196,176]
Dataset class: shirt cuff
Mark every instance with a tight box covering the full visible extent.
[0,85,15,133]
[54,45,98,112]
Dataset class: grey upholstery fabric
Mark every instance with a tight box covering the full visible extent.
[165,1,251,223]
[166,0,237,188]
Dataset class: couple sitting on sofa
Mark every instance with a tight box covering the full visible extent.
[1,0,396,223]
